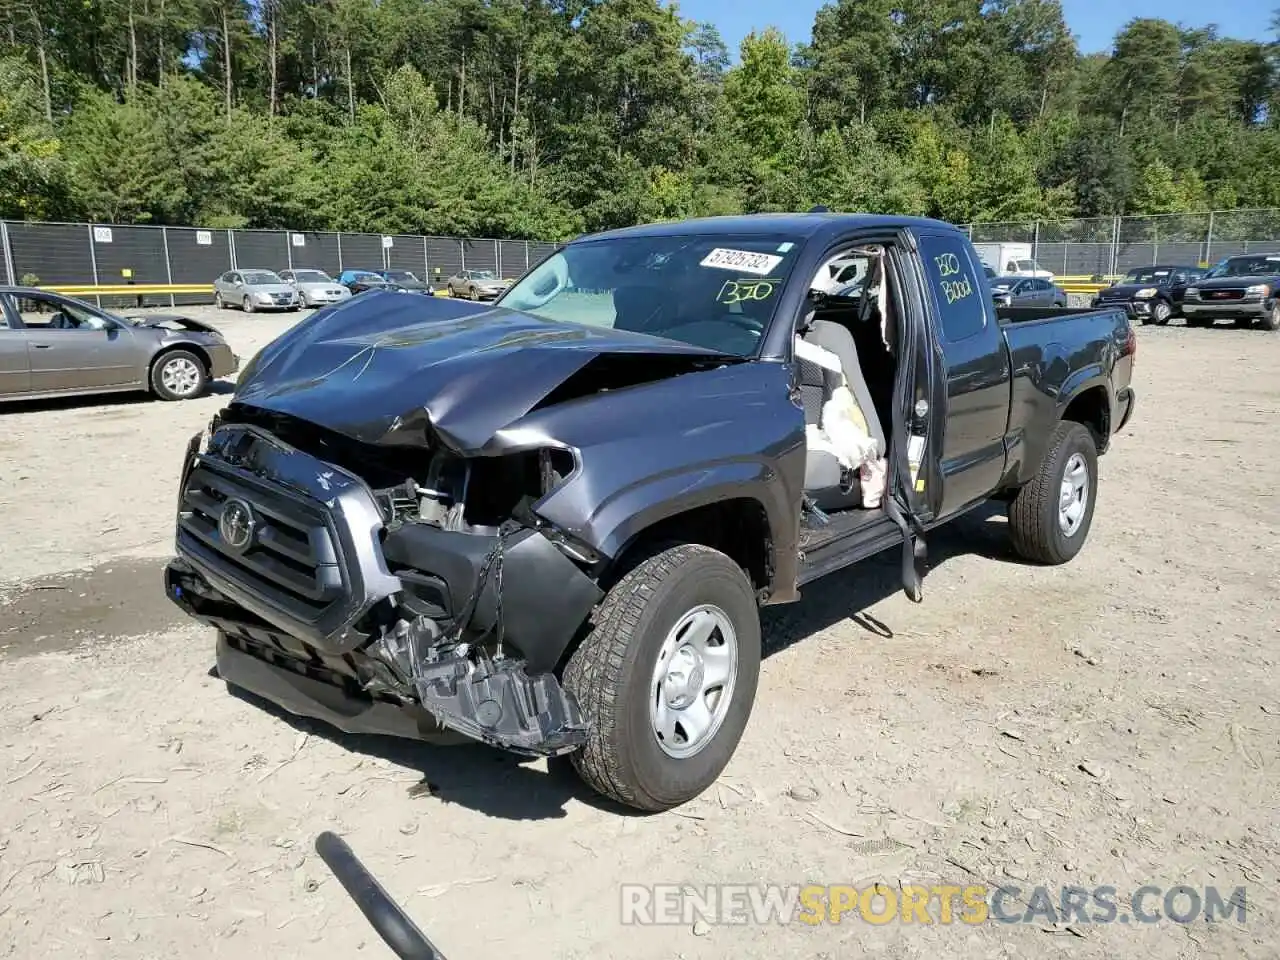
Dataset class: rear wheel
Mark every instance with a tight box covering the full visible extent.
[563,543,761,812]
[1008,421,1098,565]
[151,350,208,401]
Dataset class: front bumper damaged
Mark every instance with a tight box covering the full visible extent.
[165,423,602,757]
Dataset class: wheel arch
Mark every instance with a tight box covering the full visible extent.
[599,497,774,599]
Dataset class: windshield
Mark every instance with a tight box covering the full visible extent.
[1205,256,1280,278]
[385,271,419,282]
[498,233,805,357]
[470,270,497,281]
[1124,268,1171,283]
[293,270,331,283]
[242,270,283,284]
[1014,260,1040,272]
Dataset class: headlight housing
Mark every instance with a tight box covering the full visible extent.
[1134,287,1158,299]
[1246,284,1271,296]
[255,291,272,301]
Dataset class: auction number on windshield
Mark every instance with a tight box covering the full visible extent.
[718,278,780,305]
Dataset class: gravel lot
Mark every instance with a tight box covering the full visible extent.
[0,306,1277,959]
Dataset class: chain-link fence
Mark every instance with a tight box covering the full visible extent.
[0,220,562,308]
[962,209,1280,278]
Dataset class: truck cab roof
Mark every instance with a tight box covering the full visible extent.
[581,213,963,245]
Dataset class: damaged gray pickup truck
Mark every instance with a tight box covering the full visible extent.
[164,213,1137,811]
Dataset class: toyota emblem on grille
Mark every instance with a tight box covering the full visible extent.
[218,499,257,553]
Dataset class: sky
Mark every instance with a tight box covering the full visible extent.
[676,0,1276,57]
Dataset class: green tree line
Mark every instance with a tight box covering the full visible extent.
[2,0,1279,239]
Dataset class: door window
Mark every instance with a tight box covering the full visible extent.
[919,234,989,343]
[16,295,113,331]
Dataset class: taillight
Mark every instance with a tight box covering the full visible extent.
[1122,326,1137,361]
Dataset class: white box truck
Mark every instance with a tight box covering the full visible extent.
[972,242,1054,279]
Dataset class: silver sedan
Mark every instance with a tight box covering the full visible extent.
[279,269,354,308]
[0,287,238,403]
[213,269,301,313]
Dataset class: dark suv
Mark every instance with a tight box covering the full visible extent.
[1181,254,1280,330]
[1092,264,1205,325]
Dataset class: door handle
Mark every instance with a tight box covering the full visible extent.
[34,344,52,349]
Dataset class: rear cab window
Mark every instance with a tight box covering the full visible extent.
[918,234,989,343]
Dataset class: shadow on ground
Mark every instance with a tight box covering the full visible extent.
[213,503,1026,821]
[2,378,234,415]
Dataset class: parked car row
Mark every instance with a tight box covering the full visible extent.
[1088,256,1280,330]
[213,266,513,312]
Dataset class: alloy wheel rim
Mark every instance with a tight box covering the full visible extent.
[161,357,201,397]
[1058,452,1090,536]
[649,604,738,760]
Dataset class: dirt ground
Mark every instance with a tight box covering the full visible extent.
[0,305,1277,960]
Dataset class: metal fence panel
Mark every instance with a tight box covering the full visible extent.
[6,221,94,286]
[288,232,342,276]
[0,222,13,285]
[339,233,384,272]
[385,235,426,277]
[167,227,232,304]
[425,237,463,282]
[90,224,171,308]
[528,242,559,268]
[233,229,290,272]
[497,240,528,278]
[461,238,498,274]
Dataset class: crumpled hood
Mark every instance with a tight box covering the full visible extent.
[125,313,222,334]
[231,291,735,455]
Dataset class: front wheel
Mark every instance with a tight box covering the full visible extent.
[1007,421,1098,565]
[1263,305,1280,331]
[151,350,208,401]
[1152,299,1172,325]
[563,543,761,812]
[242,296,254,314]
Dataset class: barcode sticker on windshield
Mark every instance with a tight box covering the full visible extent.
[700,247,785,276]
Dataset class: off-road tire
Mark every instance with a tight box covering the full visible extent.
[563,543,761,812]
[1007,421,1098,565]
[150,349,208,401]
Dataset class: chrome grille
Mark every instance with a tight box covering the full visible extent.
[172,422,403,653]
[178,463,344,618]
